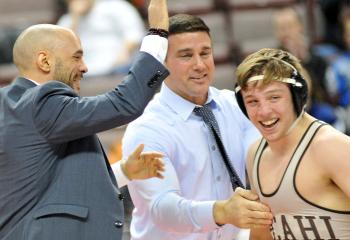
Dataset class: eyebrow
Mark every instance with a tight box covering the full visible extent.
[265,89,284,94]
[177,46,212,53]
[74,49,84,55]
[177,48,192,54]
[243,88,284,99]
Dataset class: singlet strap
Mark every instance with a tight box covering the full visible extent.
[286,120,326,177]
[251,120,326,197]
[252,138,267,193]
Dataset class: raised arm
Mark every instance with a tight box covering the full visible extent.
[148,0,169,30]
[33,1,170,143]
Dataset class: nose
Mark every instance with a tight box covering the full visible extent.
[80,60,88,74]
[256,102,272,116]
[192,54,206,71]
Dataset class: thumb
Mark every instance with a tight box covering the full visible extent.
[235,187,259,201]
[130,144,144,160]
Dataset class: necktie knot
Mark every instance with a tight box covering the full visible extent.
[194,104,221,136]
[193,104,209,116]
[194,104,216,124]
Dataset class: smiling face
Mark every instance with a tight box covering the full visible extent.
[165,31,215,105]
[241,81,297,142]
[51,30,88,93]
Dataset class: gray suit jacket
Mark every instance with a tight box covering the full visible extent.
[0,52,168,240]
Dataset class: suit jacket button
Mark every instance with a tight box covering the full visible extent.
[118,193,124,200]
[114,221,124,228]
[147,70,163,87]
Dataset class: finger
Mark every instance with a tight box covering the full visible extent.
[156,173,164,179]
[143,156,165,168]
[246,208,273,221]
[154,157,165,168]
[235,188,259,201]
[248,201,272,213]
[151,160,164,179]
[130,144,144,160]
[153,161,165,172]
[155,170,164,179]
[141,151,164,160]
[247,217,273,226]
[248,223,272,229]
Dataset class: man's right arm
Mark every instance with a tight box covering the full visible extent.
[123,121,273,233]
[212,141,273,232]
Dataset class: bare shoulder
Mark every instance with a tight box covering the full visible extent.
[246,139,263,172]
[309,124,350,166]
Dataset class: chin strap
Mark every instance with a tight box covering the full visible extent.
[286,110,305,135]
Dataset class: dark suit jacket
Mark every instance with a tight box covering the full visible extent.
[0,52,168,240]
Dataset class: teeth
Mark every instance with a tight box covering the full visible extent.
[262,119,277,125]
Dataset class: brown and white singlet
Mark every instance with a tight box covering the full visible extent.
[252,121,350,240]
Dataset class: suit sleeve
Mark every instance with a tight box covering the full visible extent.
[32,52,169,143]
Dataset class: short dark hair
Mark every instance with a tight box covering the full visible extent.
[169,14,210,36]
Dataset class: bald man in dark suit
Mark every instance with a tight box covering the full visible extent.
[0,1,169,239]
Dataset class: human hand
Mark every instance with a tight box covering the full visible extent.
[148,0,169,30]
[121,144,165,180]
[213,187,273,229]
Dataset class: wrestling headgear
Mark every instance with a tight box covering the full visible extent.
[234,58,308,119]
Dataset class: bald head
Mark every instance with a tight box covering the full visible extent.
[13,24,76,73]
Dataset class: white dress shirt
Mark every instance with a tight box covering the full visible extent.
[122,83,260,240]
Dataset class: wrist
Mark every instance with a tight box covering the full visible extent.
[147,28,169,39]
[213,200,226,226]
[120,159,131,180]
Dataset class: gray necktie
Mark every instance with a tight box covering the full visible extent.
[194,104,244,190]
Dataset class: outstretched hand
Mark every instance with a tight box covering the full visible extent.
[121,144,165,180]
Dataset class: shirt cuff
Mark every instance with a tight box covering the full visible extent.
[192,200,220,231]
[112,160,130,188]
[140,35,168,64]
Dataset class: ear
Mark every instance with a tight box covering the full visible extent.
[36,51,52,73]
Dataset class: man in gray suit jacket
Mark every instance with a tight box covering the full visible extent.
[0,0,169,239]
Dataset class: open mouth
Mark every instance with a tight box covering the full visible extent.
[260,118,279,128]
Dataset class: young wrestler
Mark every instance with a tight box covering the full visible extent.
[235,48,350,239]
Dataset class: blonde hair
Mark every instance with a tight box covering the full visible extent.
[235,48,310,92]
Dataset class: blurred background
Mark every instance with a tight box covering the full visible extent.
[0,0,331,146]
[1,0,349,238]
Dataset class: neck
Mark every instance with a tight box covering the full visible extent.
[285,110,304,135]
[21,72,50,85]
[267,113,314,155]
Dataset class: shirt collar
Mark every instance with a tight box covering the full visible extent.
[159,83,222,121]
[26,78,40,86]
